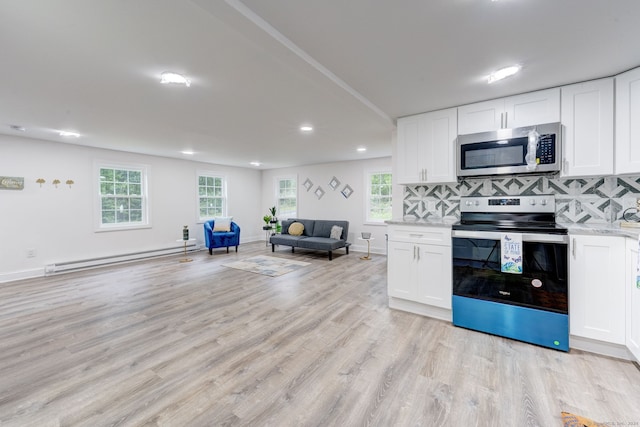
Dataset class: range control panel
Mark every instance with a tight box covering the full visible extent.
[461,195,555,213]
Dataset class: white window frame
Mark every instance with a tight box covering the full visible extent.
[196,171,227,222]
[275,175,297,219]
[365,170,392,224]
[94,161,150,232]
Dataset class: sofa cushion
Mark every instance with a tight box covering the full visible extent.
[270,234,305,246]
[296,237,346,251]
[288,222,304,236]
[213,216,232,232]
[312,220,349,240]
[330,225,343,240]
[287,219,316,236]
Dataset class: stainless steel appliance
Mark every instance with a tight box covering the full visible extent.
[451,195,569,351]
[457,122,562,178]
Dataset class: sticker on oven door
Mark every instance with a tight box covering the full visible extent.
[501,233,523,274]
[531,279,542,288]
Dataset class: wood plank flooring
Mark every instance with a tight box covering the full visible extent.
[1,242,639,426]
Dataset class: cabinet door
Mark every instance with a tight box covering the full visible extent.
[457,98,504,134]
[396,114,428,184]
[626,238,640,362]
[416,244,452,309]
[505,88,560,128]
[561,78,614,177]
[615,67,640,175]
[387,240,419,300]
[570,235,626,344]
[424,108,457,183]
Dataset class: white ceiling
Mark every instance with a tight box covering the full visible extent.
[1,0,639,169]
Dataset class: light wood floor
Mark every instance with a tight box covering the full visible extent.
[1,242,639,427]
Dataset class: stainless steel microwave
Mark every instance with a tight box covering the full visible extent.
[457,122,562,178]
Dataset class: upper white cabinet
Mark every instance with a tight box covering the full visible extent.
[396,107,457,184]
[615,67,640,175]
[457,88,560,135]
[560,78,614,177]
[570,235,626,345]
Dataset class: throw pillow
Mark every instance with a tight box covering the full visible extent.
[330,225,343,240]
[213,217,232,232]
[288,222,304,236]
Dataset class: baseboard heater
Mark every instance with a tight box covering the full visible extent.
[45,242,198,274]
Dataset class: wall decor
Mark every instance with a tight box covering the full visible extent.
[314,186,325,200]
[66,179,75,188]
[36,178,45,187]
[0,176,24,190]
[303,178,313,191]
[341,184,353,199]
[52,179,61,188]
[329,176,341,190]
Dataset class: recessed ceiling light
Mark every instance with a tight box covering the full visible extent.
[9,124,26,132]
[300,125,313,132]
[488,65,521,84]
[160,71,191,87]
[250,161,261,166]
[59,130,80,137]
[180,150,194,155]
[357,147,367,152]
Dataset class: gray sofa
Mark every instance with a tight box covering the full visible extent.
[270,218,350,260]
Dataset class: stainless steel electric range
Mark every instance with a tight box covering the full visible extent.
[451,195,569,351]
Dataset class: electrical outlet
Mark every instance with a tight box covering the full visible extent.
[26,248,36,258]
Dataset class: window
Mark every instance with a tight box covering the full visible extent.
[98,164,148,229]
[198,174,226,220]
[277,176,297,219]
[367,171,392,223]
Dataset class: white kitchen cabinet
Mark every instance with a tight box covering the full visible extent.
[615,66,640,175]
[457,88,560,134]
[626,237,640,362]
[396,108,457,184]
[387,225,452,310]
[561,78,614,177]
[569,235,626,344]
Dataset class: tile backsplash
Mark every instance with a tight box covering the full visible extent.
[404,175,640,224]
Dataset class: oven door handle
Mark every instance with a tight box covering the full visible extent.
[451,229,569,244]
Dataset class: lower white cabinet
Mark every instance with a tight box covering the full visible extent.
[626,237,640,362]
[387,225,452,310]
[569,235,626,344]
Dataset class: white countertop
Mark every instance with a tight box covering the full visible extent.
[387,218,640,239]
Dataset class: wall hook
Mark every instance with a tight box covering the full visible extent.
[36,178,45,187]
[52,179,61,188]
[66,179,74,188]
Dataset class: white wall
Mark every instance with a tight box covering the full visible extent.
[0,135,262,281]
[260,157,393,255]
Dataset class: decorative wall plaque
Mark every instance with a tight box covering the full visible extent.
[0,176,24,190]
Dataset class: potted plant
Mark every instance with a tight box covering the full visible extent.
[269,206,277,223]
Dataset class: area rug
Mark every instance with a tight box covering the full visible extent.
[561,412,609,427]
[222,255,310,277]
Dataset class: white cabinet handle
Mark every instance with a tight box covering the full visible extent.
[572,238,576,259]
[409,234,423,238]
[413,245,416,260]
[416,246,420,261]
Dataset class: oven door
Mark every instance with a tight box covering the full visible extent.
[451,230,569,314]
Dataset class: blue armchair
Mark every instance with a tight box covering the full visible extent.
[204,220,240,254]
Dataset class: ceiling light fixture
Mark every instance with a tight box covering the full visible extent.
[180,150,194,155]
[59,130,80,137]
[488,65,521,84]
[357,147,367,152]
[250,161,261,166]
[300,125,313,132]
[160,71,191,87]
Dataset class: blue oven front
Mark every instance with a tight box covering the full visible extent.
[451,230,569,351]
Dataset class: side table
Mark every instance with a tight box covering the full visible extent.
[177,238,196,262]
[262,225,273,246]
[358,237,374,260]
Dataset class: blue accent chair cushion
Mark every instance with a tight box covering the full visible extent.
[204,220,240,254]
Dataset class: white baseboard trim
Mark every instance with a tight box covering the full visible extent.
[569,335,633,361]
[388,297,452,322]
[0,268,45,283]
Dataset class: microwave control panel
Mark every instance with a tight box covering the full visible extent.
[536,135,556,164]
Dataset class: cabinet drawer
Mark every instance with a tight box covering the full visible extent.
[387,225,451,246]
